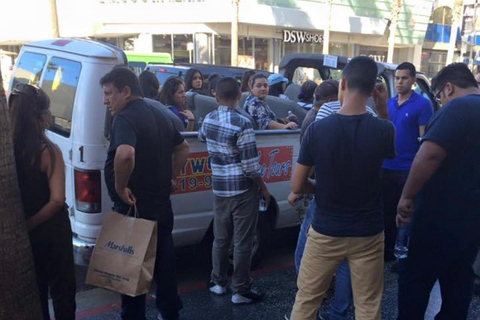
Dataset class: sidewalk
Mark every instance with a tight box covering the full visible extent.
[68,264,480,320]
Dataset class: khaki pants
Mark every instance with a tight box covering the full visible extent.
[290,228,384,320]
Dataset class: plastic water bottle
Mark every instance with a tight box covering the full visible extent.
[394,219,411,259]
[259,195,267,211]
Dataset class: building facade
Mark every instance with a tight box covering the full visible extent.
[1,0,435,73]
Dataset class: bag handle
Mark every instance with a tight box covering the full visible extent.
[125,204,139,218]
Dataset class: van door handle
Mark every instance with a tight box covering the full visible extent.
[79,146,84,162]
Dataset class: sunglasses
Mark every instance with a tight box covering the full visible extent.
[432,82,447,105]
[11,83,40,101]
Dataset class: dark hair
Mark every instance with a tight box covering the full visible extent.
[9,84,56,176]
[99,67,142,97]
[208,73,221,83]
[396,62,416,78]
[184,68,203,92]
[251,73,267,88]
[240,70,256,92]
[314,79,339,105]
[342,56,377,96]
[158,76,185,107]
[298,80,317,102]
[208,75,223,97]
[139,70,159,99]
[215,77,240,102]
[268,82,285,97]
[431,63,478,92]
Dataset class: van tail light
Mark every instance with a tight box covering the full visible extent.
[74,169,102,213]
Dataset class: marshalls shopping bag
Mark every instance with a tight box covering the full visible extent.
[86,206,157,296]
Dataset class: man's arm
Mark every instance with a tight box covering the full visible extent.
[396,141,446,224]
[291,163,315,194]
[172,140,189,179]
[372,83,389,120]
[114,144,136,205]
[419,124,426,137]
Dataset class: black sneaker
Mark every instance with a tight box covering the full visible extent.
[231,291,266,304]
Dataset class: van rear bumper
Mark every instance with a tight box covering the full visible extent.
[72,236,95,266]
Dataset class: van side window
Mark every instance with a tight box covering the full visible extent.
[42,57,81,137]
[12,52,46,87]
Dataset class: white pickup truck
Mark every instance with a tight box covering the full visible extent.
[8,39,438,266]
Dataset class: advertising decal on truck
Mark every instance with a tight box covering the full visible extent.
[173,146,293,194]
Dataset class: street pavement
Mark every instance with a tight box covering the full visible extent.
[69,228,480,320]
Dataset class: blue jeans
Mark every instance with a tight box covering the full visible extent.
[294,200,353,319]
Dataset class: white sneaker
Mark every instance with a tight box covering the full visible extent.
[231,291,266,304]
[208,282,227,295]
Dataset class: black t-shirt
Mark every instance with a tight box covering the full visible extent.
[415,95,480,234]
[298,113,395,237]
[105,99,184,211]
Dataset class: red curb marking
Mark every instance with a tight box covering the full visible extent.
[75,261,294,319]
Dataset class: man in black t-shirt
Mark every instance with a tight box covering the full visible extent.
[288,56,395,320]
[100,67,189,320]
[396,63,480,319]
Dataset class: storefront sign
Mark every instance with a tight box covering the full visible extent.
[283,30,323,44]
[173,146,293,194]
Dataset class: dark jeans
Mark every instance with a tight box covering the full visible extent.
[29,209,76,320]
[398,219,479,320]
[211,186,258,294]
[115,201,183,320]
[381,169,409,261]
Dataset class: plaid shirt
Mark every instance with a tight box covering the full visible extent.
[198,105,260,197]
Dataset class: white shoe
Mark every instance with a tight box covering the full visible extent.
[231,291,265,304]
[208,282,227,295]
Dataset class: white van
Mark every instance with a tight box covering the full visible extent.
[9,39,437,267]
[9,39,307,266]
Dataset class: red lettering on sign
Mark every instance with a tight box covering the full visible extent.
[172,146,293,195]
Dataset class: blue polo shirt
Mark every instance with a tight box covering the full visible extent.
[383,91,433,171]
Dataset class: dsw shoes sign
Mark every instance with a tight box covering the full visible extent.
[283,30,324,43]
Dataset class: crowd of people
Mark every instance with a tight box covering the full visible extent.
[8,55,480,320]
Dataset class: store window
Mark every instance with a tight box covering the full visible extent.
[421,51,447,79]
[173,34,193,63]
[153,34,173,56]
[214,36,269,70]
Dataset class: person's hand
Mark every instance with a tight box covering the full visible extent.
[180,110,194,121]
[372,83,387,110]
[396,196,414,226]
[288,191,299,206]
[286,113,298,124]
[171,179,178,193]
[283,122,298,130]
[117,187,136,206]
[260,186,271,208]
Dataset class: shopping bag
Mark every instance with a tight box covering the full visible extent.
[86,207,157,297]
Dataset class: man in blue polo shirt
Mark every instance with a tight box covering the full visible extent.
[382,62,433,265]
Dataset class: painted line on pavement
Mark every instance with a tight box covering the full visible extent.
[75,261,294,319]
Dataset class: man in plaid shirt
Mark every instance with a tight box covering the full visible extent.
[198,77,270,305]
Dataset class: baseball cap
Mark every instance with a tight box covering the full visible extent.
[268,73,288,86]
